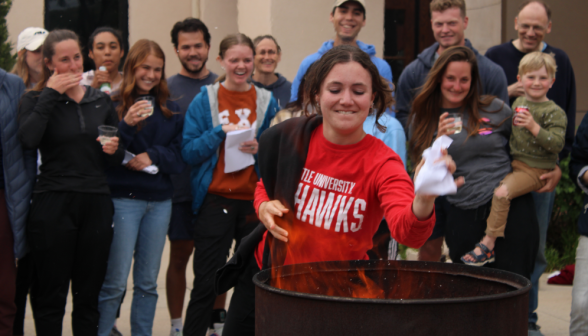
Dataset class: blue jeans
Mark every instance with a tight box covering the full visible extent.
[98,198,172,336]
[528,190,556,324]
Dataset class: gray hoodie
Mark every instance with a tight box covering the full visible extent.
[396,39,509,130]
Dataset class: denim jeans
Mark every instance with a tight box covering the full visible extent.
[528,190,556,324]
[570,235,588,335]
[98,198,172,336]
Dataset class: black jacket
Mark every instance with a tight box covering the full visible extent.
[19,87,124,194]
[570,112,588,237]
[215,115,322,293]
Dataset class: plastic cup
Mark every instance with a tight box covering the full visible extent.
[98,125,118,145]
[135,96,154,117]
[447,112,463,134]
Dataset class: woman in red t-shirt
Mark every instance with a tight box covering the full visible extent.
[219,45,463,336]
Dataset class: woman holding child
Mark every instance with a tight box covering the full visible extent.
[408,46,540,279]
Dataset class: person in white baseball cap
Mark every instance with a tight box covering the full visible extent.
[11,27,48,88]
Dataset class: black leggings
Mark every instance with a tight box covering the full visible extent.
[222,254,260,336]
[183,194,258,336]
[444,193,539,280]
[27,191,114,336]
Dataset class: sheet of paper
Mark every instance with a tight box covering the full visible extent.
[122,150,159,175]
[413,135,457,195]
[224,122,256,174]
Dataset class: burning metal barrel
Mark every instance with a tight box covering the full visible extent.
[254,260,530,335]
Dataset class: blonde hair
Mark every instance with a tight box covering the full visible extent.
[430,0,466,17]
[11,51,33,88]
[518,51,557,79]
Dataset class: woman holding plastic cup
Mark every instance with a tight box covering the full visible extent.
[18,29,124,334]
[96,39,185,336]
[407,46,539,280]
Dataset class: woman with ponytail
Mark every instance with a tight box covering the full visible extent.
[18,29,123,335]
[181,33,279,335]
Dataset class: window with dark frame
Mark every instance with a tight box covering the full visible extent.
[44,0,129,72]
[384,0,435,85]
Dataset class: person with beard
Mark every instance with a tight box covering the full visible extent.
[166,18,219,336]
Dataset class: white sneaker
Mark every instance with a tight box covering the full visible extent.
[170,328,183,336]
[207,323,224,336]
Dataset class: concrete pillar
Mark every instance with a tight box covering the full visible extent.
[464,0,502,55]
[200,0,238,76]
[6,0,44,53]
[266,0,385,82]
[237,0,272,39]
[128,0,191,76]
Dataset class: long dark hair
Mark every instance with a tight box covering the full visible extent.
[32,29,81,91]
[112,39,173,123]
[303,45,394,132]
[407,46,499,165]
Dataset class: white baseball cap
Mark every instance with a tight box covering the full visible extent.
[17,27,49,52]
[333,0,366,12]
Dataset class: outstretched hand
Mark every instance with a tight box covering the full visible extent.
[412,149,464,220]
[259,200,290,242]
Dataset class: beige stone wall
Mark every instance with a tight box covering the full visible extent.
[128,0,191,76]
[267,0,385,82]
[505,0,588,113]
[464,0,502,55]
[198,0,238,76]
[6,0,44,56]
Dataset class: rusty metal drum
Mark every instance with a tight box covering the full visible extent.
[254,260,530,336]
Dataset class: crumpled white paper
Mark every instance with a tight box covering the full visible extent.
[414,135,457,195]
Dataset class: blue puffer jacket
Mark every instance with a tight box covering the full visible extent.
[0,69,37,259]
[181,83,279,215]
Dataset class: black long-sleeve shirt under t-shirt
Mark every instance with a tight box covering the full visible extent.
[18,87,124,194]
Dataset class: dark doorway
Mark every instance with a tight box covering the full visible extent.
[384,0,435,84]
[44,0,129,72]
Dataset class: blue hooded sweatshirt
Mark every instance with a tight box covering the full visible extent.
[290,40,393,104]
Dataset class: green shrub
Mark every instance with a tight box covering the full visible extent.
[0,0,16,71]
[546,156,582,272]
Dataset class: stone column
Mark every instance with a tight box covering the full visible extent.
[464,0,502,55]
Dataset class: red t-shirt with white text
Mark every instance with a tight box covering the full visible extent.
[254,125,435,267]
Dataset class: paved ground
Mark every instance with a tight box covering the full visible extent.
[21,239,573,335]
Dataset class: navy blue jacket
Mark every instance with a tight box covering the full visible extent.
[0,69,36,259]
[251,73,292,110]
[396,39,509,130]
[486,41,576,159]
[107,97,185,201]
[570,112,588,237]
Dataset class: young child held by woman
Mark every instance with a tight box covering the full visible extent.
[462,52,567,266]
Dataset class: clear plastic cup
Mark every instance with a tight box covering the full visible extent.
[447,113,463,134]
[135,96,154,117]
[98,125,118,145]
